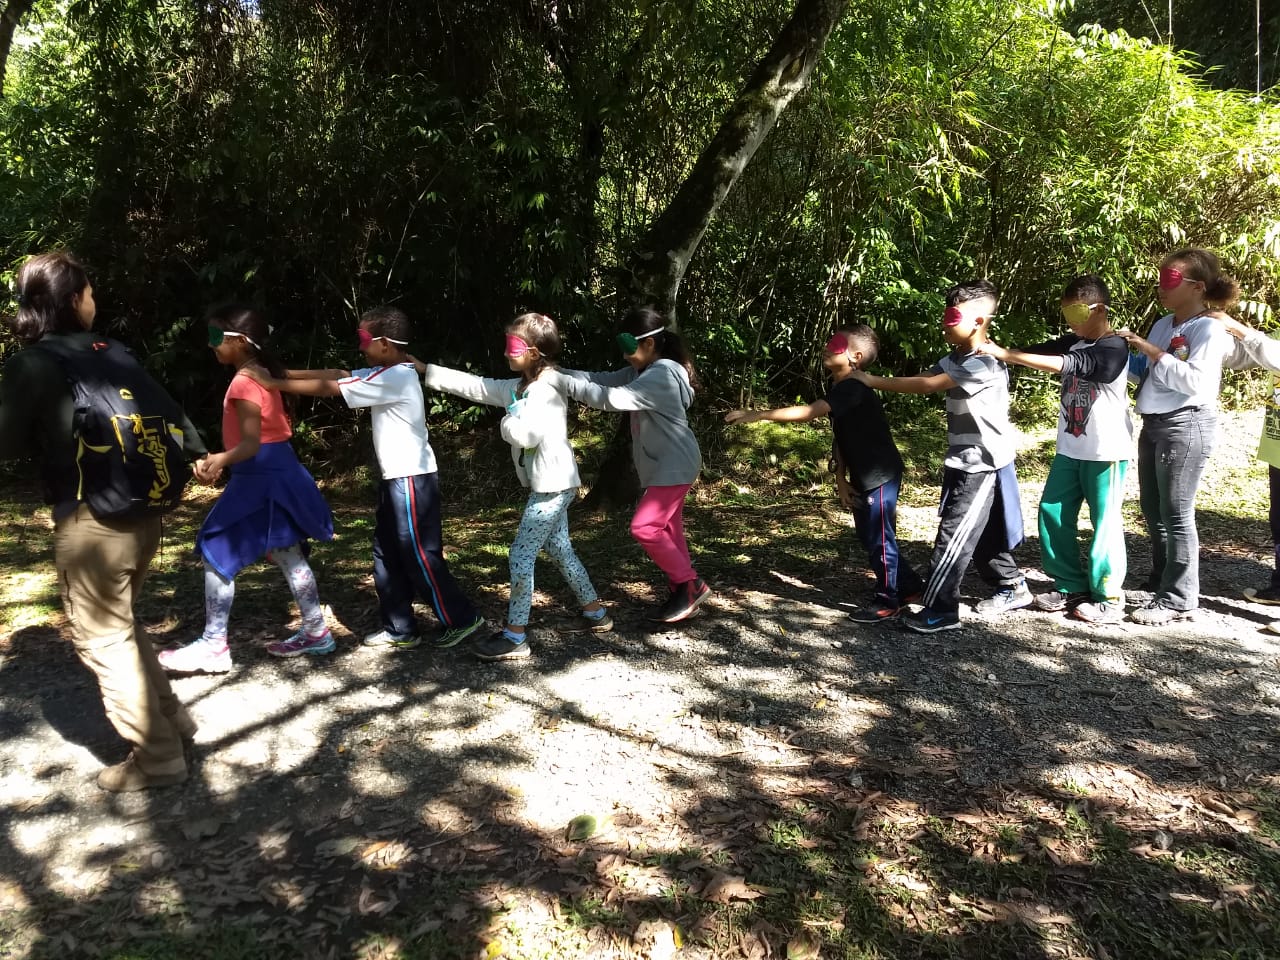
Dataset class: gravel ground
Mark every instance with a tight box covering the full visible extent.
[1,410,1278,956]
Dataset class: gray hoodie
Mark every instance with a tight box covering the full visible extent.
[557,359,701,487]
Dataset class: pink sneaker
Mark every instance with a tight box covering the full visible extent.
[158,638,232,674]
[267,628,336,658]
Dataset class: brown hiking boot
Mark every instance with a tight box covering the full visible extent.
[96,755,187,793]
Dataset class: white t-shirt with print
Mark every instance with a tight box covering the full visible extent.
[338,363,436,479]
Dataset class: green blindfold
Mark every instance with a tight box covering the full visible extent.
[617,326,666,356]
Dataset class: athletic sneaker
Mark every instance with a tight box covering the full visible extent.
[158,638,233,674]
[650,578,712,623]
[848,603,902,624]
[1071,599,1125,625]
[974,581,1033,615]
[1243,586,1280,605]
[267,628,337,658]
[1128,600,1196,626]
[569,609,614,633]
[362,628,422,650]
[432,615,486,649]
[474,631,532,661]
[902,608,961,633]
[1033,590,1088,612]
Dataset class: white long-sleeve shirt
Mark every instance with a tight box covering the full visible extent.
[422,364,580,493]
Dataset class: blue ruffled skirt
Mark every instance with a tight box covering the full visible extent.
[196,440,334,580]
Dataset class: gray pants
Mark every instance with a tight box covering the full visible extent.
[1137,406,1217,610]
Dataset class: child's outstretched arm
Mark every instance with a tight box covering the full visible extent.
[421,362,519,408]
[725,400,830,424]
[849,369,955,394]
[285,367,349,380]
[975,339,1065,374]
[241,366,343,397]
[1218,313,1280,373]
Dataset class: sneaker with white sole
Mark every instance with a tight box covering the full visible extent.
[1071,599,1125,624]
[902,608,961,633]
[362,628,422,650]
[650,578,712,623]
[267,628,336,658]
[432,615,485,649]
[1243,585,1280,605]
[474,631,532,661]
[570,609,614,632]
[158,638,233,674]
[1128,600,1196,626]
[975,581,1033,616]
[1033,590,1088,612]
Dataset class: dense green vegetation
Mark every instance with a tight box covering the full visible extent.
[1,0,1277,443]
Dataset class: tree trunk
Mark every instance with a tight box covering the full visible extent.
[583,0,850,512]
[0,0,36,98]
[628,0,850,315]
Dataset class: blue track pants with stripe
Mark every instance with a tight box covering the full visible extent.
[373,473,477,635]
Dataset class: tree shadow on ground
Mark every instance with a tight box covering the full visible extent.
[1,489,1278,958]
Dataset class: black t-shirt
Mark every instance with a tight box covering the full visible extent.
[826,376,903,493]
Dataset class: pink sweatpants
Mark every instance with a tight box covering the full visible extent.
[631,484,696,587]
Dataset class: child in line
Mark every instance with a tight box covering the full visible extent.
[416,313,610,661]
[976,275,1132,625]
[726,324,925,622]
[249,307,484,651]
[1118,248,1243,625]
[1220,315,1280,617]
[557,307,711,623]
[159,305,335,673]
[852,280,1028,633]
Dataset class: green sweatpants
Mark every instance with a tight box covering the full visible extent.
[1037,455,1128,601]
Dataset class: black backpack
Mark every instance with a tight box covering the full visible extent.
[36,337,193,520]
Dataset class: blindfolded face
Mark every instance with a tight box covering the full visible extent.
[1061,302,1101,326]
[825,333,850,355]
[1159,267,1186,291]
[505,335,532,358]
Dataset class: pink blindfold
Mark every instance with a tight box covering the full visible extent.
[505,335,532,358]
[825,334,849,354]
[943,306,964,327]
[1159,267,1185,290]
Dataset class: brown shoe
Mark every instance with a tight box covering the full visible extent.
[96,755,187,793]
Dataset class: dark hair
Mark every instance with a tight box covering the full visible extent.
[508,312,562,382]
[206,302,294,416]
[1162,248,1241,309]
[620,306,699,392]
[360,305,412,343]
[1062,274,1111,306]
[11,251,91,343]
[944,279,1000,311]
[834,324,879,366]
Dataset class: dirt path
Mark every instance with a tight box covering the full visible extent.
[1,411,1278,959]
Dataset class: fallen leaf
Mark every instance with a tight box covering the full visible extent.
[701,872,765,903]
[786,930,822,959]
[565,815,598,843]
[633,919,680,960]
[315,836,362,859]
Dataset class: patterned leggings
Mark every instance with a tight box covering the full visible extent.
[203,543,326,641]
[508,489,598,626]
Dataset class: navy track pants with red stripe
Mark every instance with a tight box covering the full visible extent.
[373,472,477,635]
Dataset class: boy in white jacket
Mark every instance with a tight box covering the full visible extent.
[419,313,610,661]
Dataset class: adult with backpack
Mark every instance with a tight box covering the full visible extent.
[0,251,207,792]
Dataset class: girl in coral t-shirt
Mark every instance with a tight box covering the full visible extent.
[158,305,335,673]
